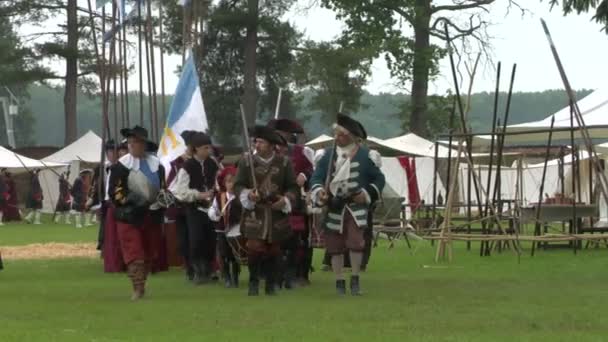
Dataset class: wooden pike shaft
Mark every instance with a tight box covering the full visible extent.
[540,19,608,205]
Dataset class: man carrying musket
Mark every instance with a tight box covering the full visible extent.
[310,113,385,296]
[234,125,298,296]
[268,118,315,288]
[54,171,72,224]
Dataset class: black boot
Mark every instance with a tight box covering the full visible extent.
[336,279,346,295]
[192,261,209,285]
[185,264,194,282]
[247,258,260,296]
[284,251,296,290]
[350,275,361,296]
[222,260,233,288]
[231,261,240,288]
[264,258,277,296]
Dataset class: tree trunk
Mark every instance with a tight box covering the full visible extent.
[243,0,259,126]
[409,0,432,137]
[64,0,78,145]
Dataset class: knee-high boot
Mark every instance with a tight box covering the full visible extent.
[247,256,261,296]
[127,261,146,301]
[231,261,240,288]
[264,256,277,296]
[222,258,233,288]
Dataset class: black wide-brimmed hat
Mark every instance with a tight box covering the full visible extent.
[120,125,150,142]
[121,125,159,153]
[180,130,196,146]
[250,125,284,145]
[336,113,366,140]
[188,131,212,148]
[104,139,116,151]
[267,118,304,134]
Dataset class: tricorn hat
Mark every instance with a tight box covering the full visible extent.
[336,113,366,140]
[267,118,304,134]
[250,125,284,146]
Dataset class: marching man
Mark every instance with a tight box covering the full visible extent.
[108,125,166,300]
[54,171,72,224]
[234,126,298,296]
[24,169,43,225]
[310,113,385,296]
[71,169,93,229]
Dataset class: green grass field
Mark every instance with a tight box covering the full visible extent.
[1,220,608,341]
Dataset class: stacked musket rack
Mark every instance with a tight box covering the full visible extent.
[424,21,608,261]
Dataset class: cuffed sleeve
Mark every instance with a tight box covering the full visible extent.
[170,168,200,203]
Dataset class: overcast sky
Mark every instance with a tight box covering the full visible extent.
[34,1,608,96]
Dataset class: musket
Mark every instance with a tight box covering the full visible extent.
[76,155,97,210]
[240,104,258,192]
[274,88,283,119]
[323,111,339,205]
[12,152,32,174]
[52,163,71,222]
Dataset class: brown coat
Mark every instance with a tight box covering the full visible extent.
[234,153,298,243]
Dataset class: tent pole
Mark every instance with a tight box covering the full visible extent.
[531,116,556,257]
[432,141,438,228]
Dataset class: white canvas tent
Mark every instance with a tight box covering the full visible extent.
[0,146,65,171]
[305,134,333,149]
[307,133,450,157]
[473,88,608,146]
[379,133,453,158]
[39,131,103,212]
[43,130,103,163]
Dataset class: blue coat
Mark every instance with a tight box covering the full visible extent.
[310,145,385,232]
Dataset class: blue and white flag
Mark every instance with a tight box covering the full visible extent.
[178,0,192,6]
[158,52,209,173]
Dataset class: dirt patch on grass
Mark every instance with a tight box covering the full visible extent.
[1,243,98,260]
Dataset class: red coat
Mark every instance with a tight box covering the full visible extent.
[287,144,313,231]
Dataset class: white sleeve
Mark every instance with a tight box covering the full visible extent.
[303,146,315,165]
[208,197,221,222]
[369,150,382,168]
[170,168,200,203]
[104,171,111,201]
[239,189,256,210]
[313,149,326,168]
[281,196,292,214]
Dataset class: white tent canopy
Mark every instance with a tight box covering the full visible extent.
[43,130,103,163]
[305,134,333,149]
[307,133,453,157]
[0,146,65,171]
[378,133,452,158]
[473,88,608,146]
[39,130,102,213]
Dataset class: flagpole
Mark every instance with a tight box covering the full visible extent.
[85,0,113,203]
[113,17,119,140]
[122,19,130,127]
[146,0,160,141]
[118,22,126,128]
[103,2,118,142]
[181,1,190,64]
[143,0,155,141]
[159,0,167,129]
[138,0,144,126]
